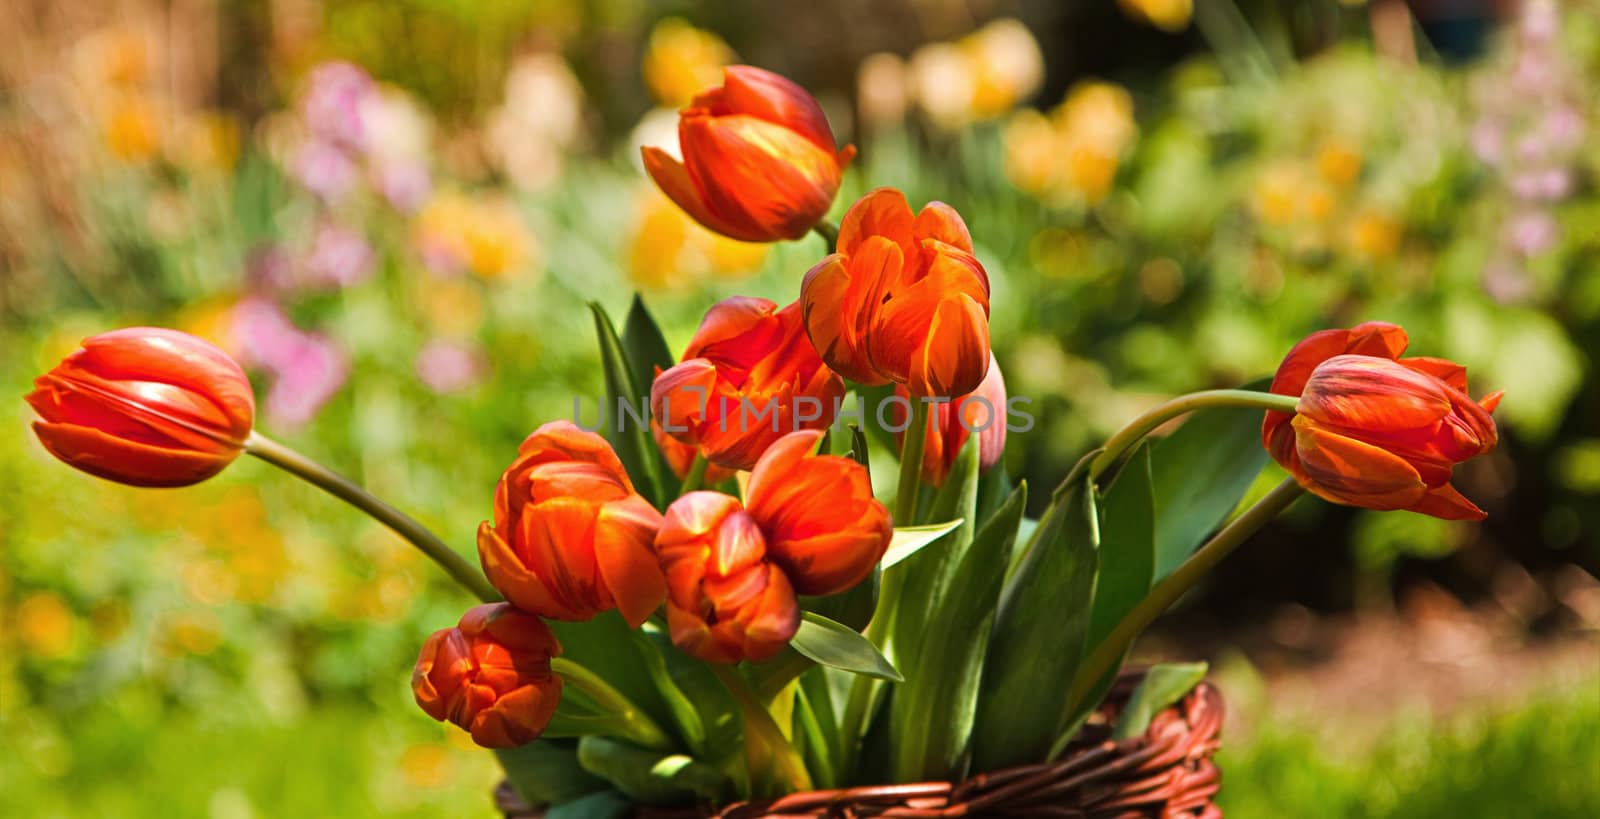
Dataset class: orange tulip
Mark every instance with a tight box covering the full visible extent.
[651,297,844,471]
[800,187,991,398]
[655,491,800,663]
[642,65,856,243]
[411,603,562,749]
[26,327,255,487]
[1263,322,1502,520]
[478,421,666,626]
[895,352,1008,486]
[744,429,892,595]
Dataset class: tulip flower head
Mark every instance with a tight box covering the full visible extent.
[412,603,562,749]
[642,65,856,242]
[26,327,255,487]
[744,429,892,595]
[655,491,800,663]
[1263,322,1502,520]
[478,421,667,626]
[896,352,1008,487]
[651,297,844,471]
[801,187,992,398]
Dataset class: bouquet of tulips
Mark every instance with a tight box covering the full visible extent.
[25,66,1504,818]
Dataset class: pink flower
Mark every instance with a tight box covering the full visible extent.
[292,140,359,203]
[416,339,484,393]
[305,222,376,289]
[302,61,376,152]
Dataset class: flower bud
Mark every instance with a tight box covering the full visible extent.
[26,327,255,487]
[655,491,799,663]
[478,421,666,626]
[801,187,991,398]
[895,352,1008,486]
[642,66,855,242]
[651,297,843,471]
[412,603,561,749]
[1263,322,1502,520]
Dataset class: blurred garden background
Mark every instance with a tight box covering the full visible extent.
[1,0,1597,816]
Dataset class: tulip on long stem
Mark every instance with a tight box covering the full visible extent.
[1088,389,1301,483]
[244,431,500,603]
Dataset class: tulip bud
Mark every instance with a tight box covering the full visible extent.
[26,327,255,487]
[744,430,892,596]
[651,297,844,471]
[478,421,667,626]
[801,187,992,398]
[412,603,562,749]
[642,66,856,243]
[895,353,1008,486]
[655,491,800,663]
[1263,322,1502,520]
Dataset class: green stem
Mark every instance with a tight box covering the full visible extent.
[812,219,839,250]
[894,397,932,525]
[1088,390,1299,483]
[709,664,812,794]
[244,431,499,603]
[679,453,710,495]
[552,657,674,751]
[1060,478,1304,721]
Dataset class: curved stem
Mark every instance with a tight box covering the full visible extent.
[679,453,710,495]
[894,398,931,525]
[812,219,840,250]
[1088,390,1299,483]
[244,431,499,603]
[1060,478,1305,722]
[553,657,674,752]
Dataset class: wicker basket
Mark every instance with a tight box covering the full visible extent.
[498,672,1224,819]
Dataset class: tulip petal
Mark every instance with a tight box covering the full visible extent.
[718,65,839,154]
[478,522,575,620]
[594,496,668,627]
[1344,321,1409,359]
[74,327,255,440]
[1406,482,1487,520]
[30,420,231,487]
[1297,356,1452,433]
[745,429,825,506]
[1292,417,1427,510]
[652,358,721,443]
[642,145,766,242]
[680,114,840,241]
[837,187,916,259]
[1400,356,1469,392]
[1479,390,1504,414]
[913,201,974,253]
[911,293,992,399]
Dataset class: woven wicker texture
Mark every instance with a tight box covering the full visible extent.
[498,673,1224,819]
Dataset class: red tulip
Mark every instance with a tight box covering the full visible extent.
[651,297,844,471]
[642,65,855,243]
[478,421,666,626]
[25,327,255,487]
[895,352,1008,486]
[1263,322,1502,520]
[744,430,892,596]
[655,491,800,663]
[800,187,991,398]
[412,603,562,748]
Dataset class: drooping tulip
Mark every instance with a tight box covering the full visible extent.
[744,429,892,596]
[411,603,562,749]
[655,491,800,663]
[1262,322,1502,520]
[477,421,666,626]
[642,65,856,243]
[651,297,844,471]
[800,187,991,398]
[25,327,255,487]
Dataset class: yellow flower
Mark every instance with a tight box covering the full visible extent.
[857,52,911,128]
[415,192,538,279]
[642,18,735,108]
[1003,81,1137,206]
[1316,139,1364,188]
[1118,0,1194,32]
[175,111,241,173]
[16,592,76,658]
[75,27,151,89]
[104,94,161,162]
[1347,210,1401,260]
[959,19,1045,119]
[399,743,455,789]
[626,185,767,289]
[167,610,222,655]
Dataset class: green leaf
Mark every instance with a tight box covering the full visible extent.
[795,670,840,789]
[495,741,609,807]
[1149,393,1269,579]
[891,478,1028,782]
[801,566,878,632]
[589,302,666,507]
[544,790,632,819]
[847,424,871,473]
[549,613,674,737]
[1112,662,1208,740]
[889,435,980,679]
[635,624,743,758]
[1086,445,1155,651]
[621,294,675,392]
[879,519,964,571]
[576,737,730,804]
[627,629,706,755]
[973,463,1100,771]
[791,612,903,681]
